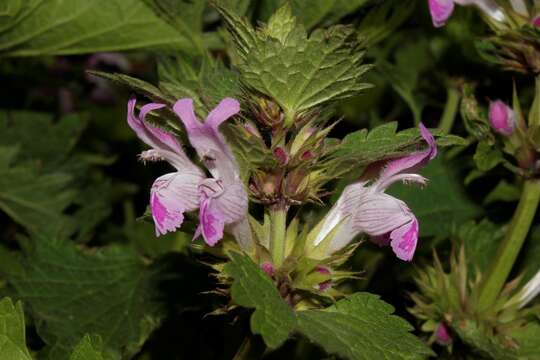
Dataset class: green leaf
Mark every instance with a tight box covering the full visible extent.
[454,319,518,359]
[377,37,433,124]
[459,220,504,274]
[0,236,164,360]
[0,0,194,57]
[218,3,372,121]
[0,298,32,360]
[0,146,76,236]
[483,180,520,205]
[0,111,87,172]
[224,252,296,348]
[69,335,119,360]
[511,321,540,357]
[329,123,462,174]
[474,141,504,171]
[357,0,414,48]
[220,123,276,182]
[388,155,482,238]
[157,56,242,111]
[296,293,433,360]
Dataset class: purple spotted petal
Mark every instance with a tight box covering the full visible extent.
[429,0,455,27]
[390,217,419,261]
[199,197,225,246]
[150,172,203,236]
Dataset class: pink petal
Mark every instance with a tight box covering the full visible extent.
[376,123,436,190]
[429,0,455,27]
[150,172,203,236]
[206,97,240,129]
[533,16,540,27]
[390,218,419,261]
[173,98,241,184]
[351,192,413,236]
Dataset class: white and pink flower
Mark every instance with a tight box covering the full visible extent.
[312,124,437,261]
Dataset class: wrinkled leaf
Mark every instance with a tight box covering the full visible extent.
[0,0,194,57]
[296,293,433,360]
[0,236,164,360]
[224,252,296,348]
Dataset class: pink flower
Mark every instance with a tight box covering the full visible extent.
[127,98,252,249]
[428,0,504,27]
[313,124,437,261]
[489,100,515,136]
[532,16,540,27]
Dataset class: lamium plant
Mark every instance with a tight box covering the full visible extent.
[2,0,540,359]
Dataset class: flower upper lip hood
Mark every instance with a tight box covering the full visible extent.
[127,97,252,250]
[428,0,505,28]
[311,123,437,261]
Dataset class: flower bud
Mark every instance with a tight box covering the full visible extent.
[489,100,515,136]
[261,262,275,277]
[435,323,452,345]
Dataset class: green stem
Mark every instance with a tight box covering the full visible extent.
[477,179,540,312]
[438,87,460,134]
[270,205,288,267]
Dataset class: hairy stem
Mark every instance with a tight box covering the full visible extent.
[478,179,540,311]
[270,205,288,267]
[438,87,460,134]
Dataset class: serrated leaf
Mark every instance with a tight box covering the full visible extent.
[0,236,164,360]
[388,155,482,238]
[296,293,433,360]
[329,123,461,173]
[0,298,32,360]
[157,56,242,111]
[0,0,194,57]
[0,111,87,172]
[224,252,296,348]
[69,335,119,360]
[218,3,372,120]
[0,145,76,236]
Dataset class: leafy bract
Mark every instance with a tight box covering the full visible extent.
[69,335,119,360]
[218,3,372,122]
[389,155,482,238]
[224,252,296,348]
[0,298,32,360]
[0,0,194,57]
[296,293,434,360]
[0,236,164,360]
